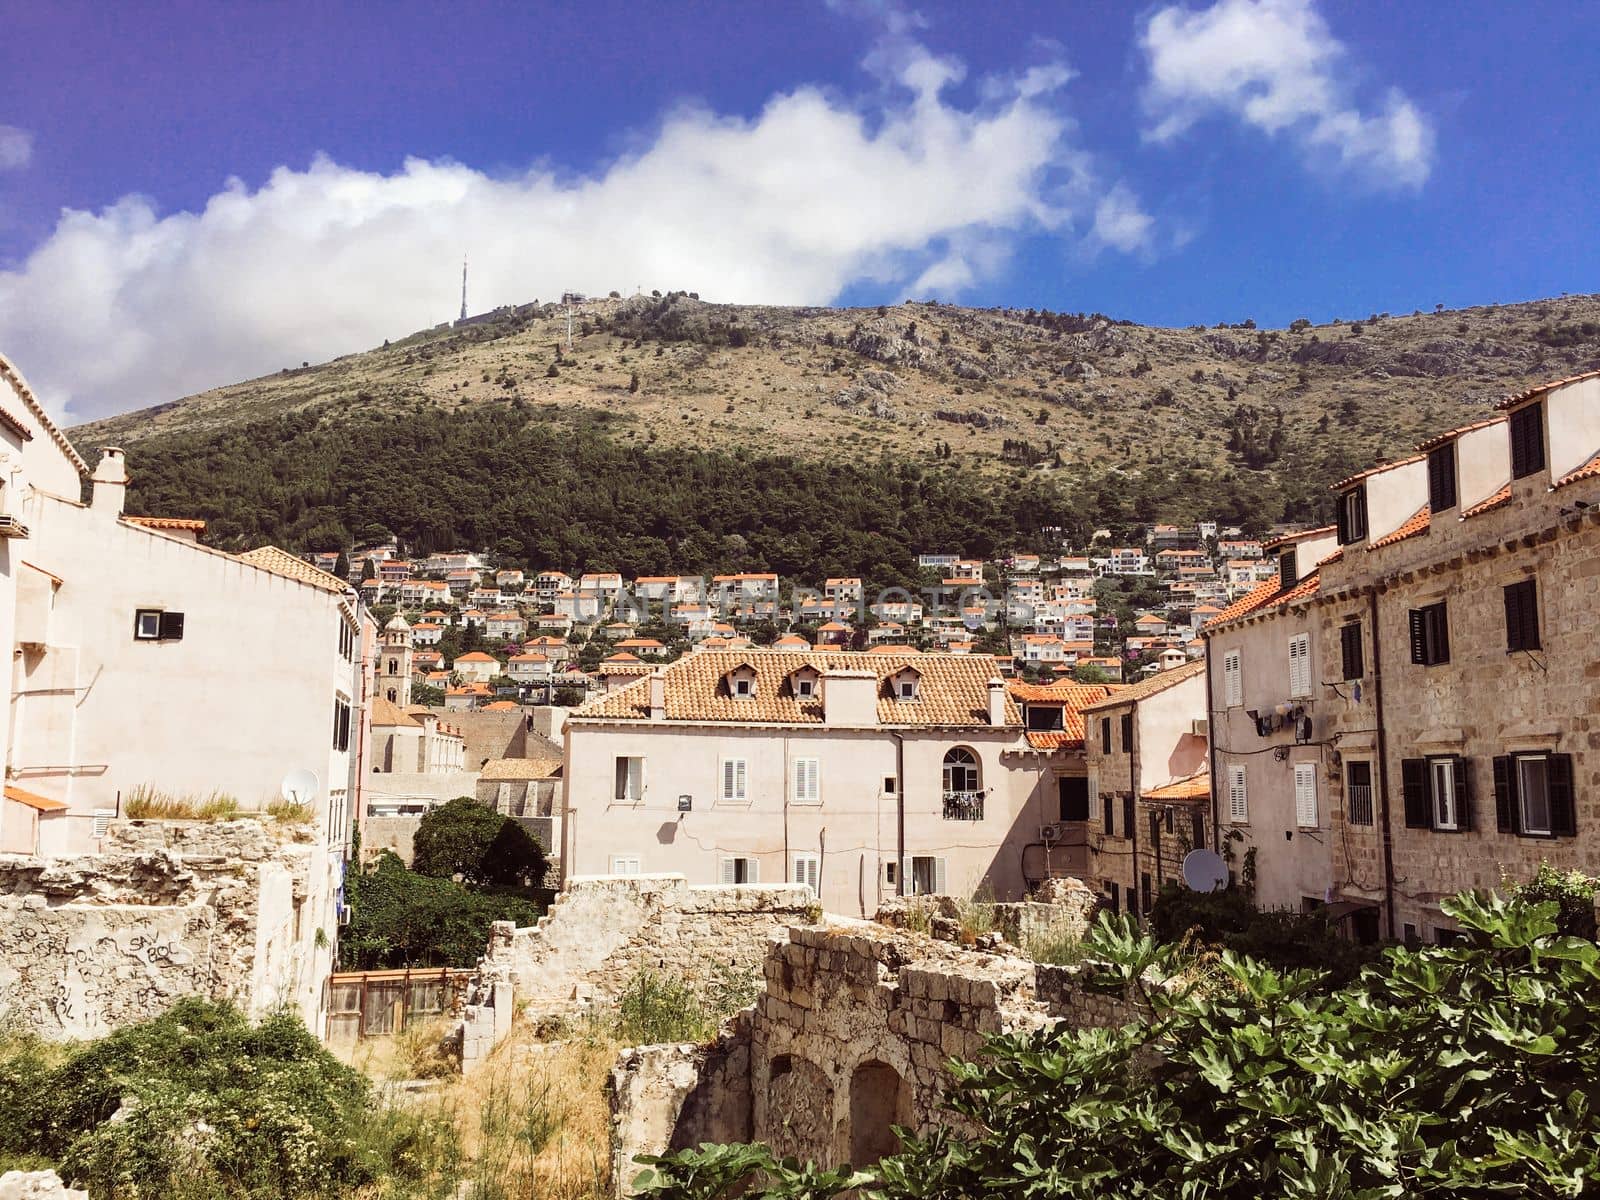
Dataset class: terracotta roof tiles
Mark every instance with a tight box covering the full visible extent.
[1080,660,1206,711]
[1463,484,1512,518]
[1144,769,1210,803]
[1369,506,1431,549]
[1415,416,1504,452]
[1496,368,1600,410]
[236,546,349,594]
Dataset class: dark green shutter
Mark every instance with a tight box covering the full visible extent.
[1493,756,1517,833]
[1401,759,1430,828]
[1409,609,1427,664]
[1454,758,1473,831]
[1550,754,1576,836]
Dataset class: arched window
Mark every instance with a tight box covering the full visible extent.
[943,747,980,794]
[388,658,399,675]
[386,688,397,703]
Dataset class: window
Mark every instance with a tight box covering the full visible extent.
[338,620,355,660]
[1140,872,1152,915]
[1509,403,1545,479]
[1294,762,1318,827]
[614,756,644,802]
[1336,484,1368,544]
[720,758,749,803]
[332,696,351,751]
[791,852,820,894]
[1431,758,1464,830]
[1119,713,1133,753]
[1346,760,1374,825]
[905,856,947,896]
[1102,793,1114,834]
[1402,923,1421,949]
[1100,717,1112,750]
[1340,622,1364,681]
[1227,765,1248,823]
[942,747,979,795]
[791,757,820,805]
[733,677,753,697]
[896,676,918,701]
[719,856,759,884]
[1104,880,1120,914]
[610,855,641,875]
[1504,579,1540,652]
[1427,443,1457,513]
[1278,547,1298,592]
[794,677,815,698]
[1495,753,1575,837]
[1058,776,1090,822]
[1026,705,1065,731]
[1408,602,1450,666]
[387,658,399,675]
[1223,650,1242,708]
[1122,794,1134,838]
[134,609,184,641]
[1191,811,1205,849]
[1288,634,1312,698]
[884,860,897,887]
[883,776,897,795]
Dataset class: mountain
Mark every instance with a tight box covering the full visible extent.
[67,292,1600,579]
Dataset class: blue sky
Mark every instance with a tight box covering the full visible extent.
[0,0,1596,420]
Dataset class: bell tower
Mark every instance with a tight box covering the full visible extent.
[378,614,413,707]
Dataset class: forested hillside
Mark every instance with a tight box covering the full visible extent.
[73,291,1600,571]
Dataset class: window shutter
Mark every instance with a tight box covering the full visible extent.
[92,809,113,839]
[719,857,736,884]
[721,760,736,801]
[1340,623,1363,681]
[614,758,629,800]
[1493,756,1517,833]
[1336,494,1350,544]
[1504,580,1539,652]
[1289,635,1311,698]
[1352,484,1368,540]
[1453,758,1473,831]
[1103,794,1114,833]
[1279,548,1297,592]
[934,858,948,894]
[1433,604,1450,664]
[1428,445,1457,513]
[1401,759,1430,828]
[1228,766,1248,823]
[901,856,913,895]
[1224,651,1242,707]
[1408,610,1427,664]
[1122,794,1134,838]
[1294,763,1317,827]
[746,858,760,884]
[1550,754,1576,836]
[1191,811,1205,848]
[158,611,185,640]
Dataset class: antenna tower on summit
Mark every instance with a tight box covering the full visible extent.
[459,256,469,323]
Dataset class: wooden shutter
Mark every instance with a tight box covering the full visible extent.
[1289,635,1311,698]
[1191,811,1205,848]
[1401,758,1430,828]
[1408,609,1427,664]
[1294,763,1317,827]
[1228,766,1248,823]
[1504,580,1539,652]
[793,758,819,803]
[719,857,736,884]
[934,858,948,894]
[746,857,760,884]
[1122,794,1134,838]
[1102,794,1114,833]
[901,856,912,894]
[1224,651,1242,707]
[1493,756,1517,833]
[1453,758,1473,831]
[1431,604,1450,664]
[1352,484,1368,540]
[1336,492,1350,543]
[1340,623,1363,681]
[1511,404,1545,478]
[1550,754,1576,836]
[1279,548,1298,591]
[158,611,185,640]
[1428,444,1457,512]
[721,760,736,802]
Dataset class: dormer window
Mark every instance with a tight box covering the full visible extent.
[1278,547,1298,592]
[1427,443,1457,512]
[1510,404,1545,479]
[734,678,753,697]
[795,678,814,698]
[1336,485,1368,545]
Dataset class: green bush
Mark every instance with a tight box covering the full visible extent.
[0,998,457,1198]
[339,851,541,969]
[411,797,546,888]
[1149,881,1377,983]
[638,891,1600,1198]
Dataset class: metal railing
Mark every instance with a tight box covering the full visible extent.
[1347,784,1374,826]
[942,790,985,821]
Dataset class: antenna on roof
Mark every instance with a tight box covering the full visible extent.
[459,255,469,323]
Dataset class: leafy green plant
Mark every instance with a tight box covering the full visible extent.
[411,797,546,888]
[616,971,709,1046]
[636,890,1600,1199]
[1509,863,1599,937]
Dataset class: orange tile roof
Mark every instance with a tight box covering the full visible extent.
[1261,525,1336,551]
[1463,484,1512,518]
[1556,452,1600,489]
[603,652,642,663]
[1206,579,1279,627]
[482,701,520,711]
[1009,680,1120,750]
[1415,415,1505,452]
[1144,769,1210,803]
[237,546,349,594]
[454,651,497,663]
[574,650,1019,727]
[1496,368,1600,410]
[1081,660,1206,711]
[124,515,207,533]
[4,784,67,812]
[866,644,919,654]
[1369,506,1431,549]
[371,696,422,728]
[1331,454,1425,492]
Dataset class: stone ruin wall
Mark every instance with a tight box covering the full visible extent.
[610,916,1152,1196]
[0,820,319,1040]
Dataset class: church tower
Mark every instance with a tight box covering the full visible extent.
[377,613,413,707]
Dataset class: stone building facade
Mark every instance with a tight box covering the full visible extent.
[1204,370,1600,942]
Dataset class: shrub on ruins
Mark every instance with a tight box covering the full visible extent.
[411,796,546,888]
[636,890,1600,1198]
[1149,880,1377,983]
[341,850,541,969]
[0,997,458,1197]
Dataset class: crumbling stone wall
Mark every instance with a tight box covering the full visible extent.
[0,820,326,1040]
[480,874,816,1011]
[874,877,1100,949]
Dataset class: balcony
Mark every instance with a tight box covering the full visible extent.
[942,790,985,821]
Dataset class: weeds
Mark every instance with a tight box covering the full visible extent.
[124,784,242,821]
[1023,924,1091,965]
[956,886,998,945]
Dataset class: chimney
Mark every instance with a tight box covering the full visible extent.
[987,678,1007,726]
[91,447,128,517]
[822,669,878,727]
[648,671,666,721]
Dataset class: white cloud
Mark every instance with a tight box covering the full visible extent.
[1139,0,1434,188]
[1089,184,1156,254]
[0,45,1151,422]
[0,126,33,171]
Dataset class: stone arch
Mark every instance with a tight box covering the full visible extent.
[849,1059,911,1166]
[765,1053,833,1161]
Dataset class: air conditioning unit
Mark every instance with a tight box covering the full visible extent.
[1040,823,1062,844]
[1191,718,1208,738]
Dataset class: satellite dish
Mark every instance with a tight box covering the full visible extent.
[1182,849,1229,893]
[280,769,320,806]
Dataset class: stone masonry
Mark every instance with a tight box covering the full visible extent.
[0,819,328,1040]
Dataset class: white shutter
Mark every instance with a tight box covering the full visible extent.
[719,856,736,884]
[630,758,644,800]
[746,857,759,884]
[805,856,820,893]
[793,853,821,892]
[934,858,948,895]
[901,855,912,894]
[1294,763,1318,828]
[721,759,746,802]
[1289,635,1311,698]
[92,809,113,839]
[1224,651,1242,707]
[792,758,820,804]
[1228,766,1248,823]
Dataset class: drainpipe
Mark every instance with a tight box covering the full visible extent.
[895,731,907,897]
[1367,588,1398,940]
[1204,637,1220,852]
[1129,706,1140,919]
